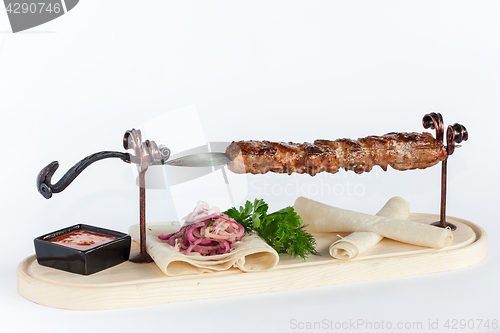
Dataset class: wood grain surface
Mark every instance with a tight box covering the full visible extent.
[17,214,487,310]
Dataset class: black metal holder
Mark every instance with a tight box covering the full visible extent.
[37,128,170,264]
[37,151,131,199]
[423,113,468,231]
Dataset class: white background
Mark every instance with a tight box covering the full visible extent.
[1,1,499,332]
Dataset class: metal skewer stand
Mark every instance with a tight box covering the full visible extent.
[36,113,468,266]
[37,128,170,264]
[123,129,161,263]
[422,113,468,231]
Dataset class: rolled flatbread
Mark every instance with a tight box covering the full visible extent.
[129,222,279,277]
[329,196,410,259]
[294,197,452,249]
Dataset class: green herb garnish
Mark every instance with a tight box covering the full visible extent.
[224,199,319,259]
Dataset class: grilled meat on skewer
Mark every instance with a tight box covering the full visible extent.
[226,132,447,176]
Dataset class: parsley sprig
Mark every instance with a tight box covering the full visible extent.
[224,199,319,259]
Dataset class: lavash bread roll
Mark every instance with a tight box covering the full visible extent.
[329,196,410,259]
[129,222,279,277]
[294,197,453,249]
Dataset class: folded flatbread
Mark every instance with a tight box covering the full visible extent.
[329,196,410,259]
[294,197,452,249]
[129,222,279,277]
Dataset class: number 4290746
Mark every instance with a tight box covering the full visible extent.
[444,319,498,330]
[6,3,62,14]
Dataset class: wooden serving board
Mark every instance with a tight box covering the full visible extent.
[17,214,487,310]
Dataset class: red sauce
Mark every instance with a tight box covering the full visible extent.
[48,229,119,251]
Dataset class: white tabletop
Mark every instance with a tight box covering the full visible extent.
[1,2,499,332]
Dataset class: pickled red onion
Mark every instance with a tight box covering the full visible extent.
[158,201,245,256]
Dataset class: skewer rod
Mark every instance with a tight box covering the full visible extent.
[129,171,153,263]
[440,158,447,225]
[140,172,146,254]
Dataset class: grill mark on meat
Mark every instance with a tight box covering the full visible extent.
[226,132,447,176]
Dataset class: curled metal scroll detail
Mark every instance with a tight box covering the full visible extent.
[123,129,171,175]
[446,123,468,156]
[422,112,444,143]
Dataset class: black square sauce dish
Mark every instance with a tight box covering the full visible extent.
[34,224,131,275]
